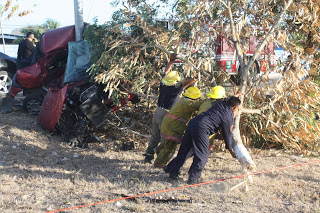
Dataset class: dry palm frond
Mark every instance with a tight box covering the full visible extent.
[3,0,12,12]
[6,5,18,19]
[18,10,30,17]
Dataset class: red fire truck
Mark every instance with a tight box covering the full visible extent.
[215,34,275,75]
[162,20,276,75]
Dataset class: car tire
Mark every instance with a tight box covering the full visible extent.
[23,92,45,115]
[0,71,13,98]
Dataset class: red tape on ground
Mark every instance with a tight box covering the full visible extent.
[46,159,320,213]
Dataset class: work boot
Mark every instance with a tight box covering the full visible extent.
[187,178,199,185]
[169,173,180,180]
[1,95,14,113]
[143,153,154,164]
[163,166,170,173]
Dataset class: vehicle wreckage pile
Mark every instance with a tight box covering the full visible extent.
[0,25,143,149]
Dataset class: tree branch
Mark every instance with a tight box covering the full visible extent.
[247,0,294,71]
[119,90,157,99]
[241,108,262,114]
[217,0,228,8]
[105,119,151,138]
[152,44,210,77]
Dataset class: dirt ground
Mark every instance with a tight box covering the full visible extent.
[0,101,320,213]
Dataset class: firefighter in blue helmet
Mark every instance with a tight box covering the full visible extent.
[167,96,241,184]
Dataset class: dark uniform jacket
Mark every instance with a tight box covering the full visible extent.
[17,39,35,60]
[189,99,234,151]
[157,82,183,110]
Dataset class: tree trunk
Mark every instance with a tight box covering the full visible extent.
[230,0,294,166]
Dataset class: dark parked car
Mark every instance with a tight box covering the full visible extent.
[0,52,16,97]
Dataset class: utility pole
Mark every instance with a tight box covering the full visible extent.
[74,0,84,41]
[0,20,6,53]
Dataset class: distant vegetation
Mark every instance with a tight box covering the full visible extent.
[14,19,60,43]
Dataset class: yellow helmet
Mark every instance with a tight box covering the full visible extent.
[183,87,201,100]
[207,86,226,99]
[161,71,181,86]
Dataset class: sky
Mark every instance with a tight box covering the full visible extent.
[1,0,120,34]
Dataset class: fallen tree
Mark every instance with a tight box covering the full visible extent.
[84,0,320,156]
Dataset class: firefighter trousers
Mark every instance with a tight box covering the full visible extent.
[145,107,167,157]
[168,124,210,183]
[154,138,179,167]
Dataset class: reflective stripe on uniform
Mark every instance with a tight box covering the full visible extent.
[165,112,188,123]
[161,132,182,143]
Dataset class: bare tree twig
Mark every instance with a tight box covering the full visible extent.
[217,0,228,9]
[247,0,294,71]
[241,108,262,114]
[152,44,210,77]
[119,90,157,99]
[105,120,151,138]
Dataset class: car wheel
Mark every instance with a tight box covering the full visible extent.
[0,71,13,97]
[23,92,45,115]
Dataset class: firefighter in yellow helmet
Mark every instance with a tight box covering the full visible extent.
[144,53,196,163]
[198,86,226,114]
[154,86,205,168]
[161,71,181,86]
[197,86,227,150]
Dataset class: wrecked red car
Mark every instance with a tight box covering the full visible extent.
[1,25,139,148]
[39,77,139,148]
[1,25,75,114]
